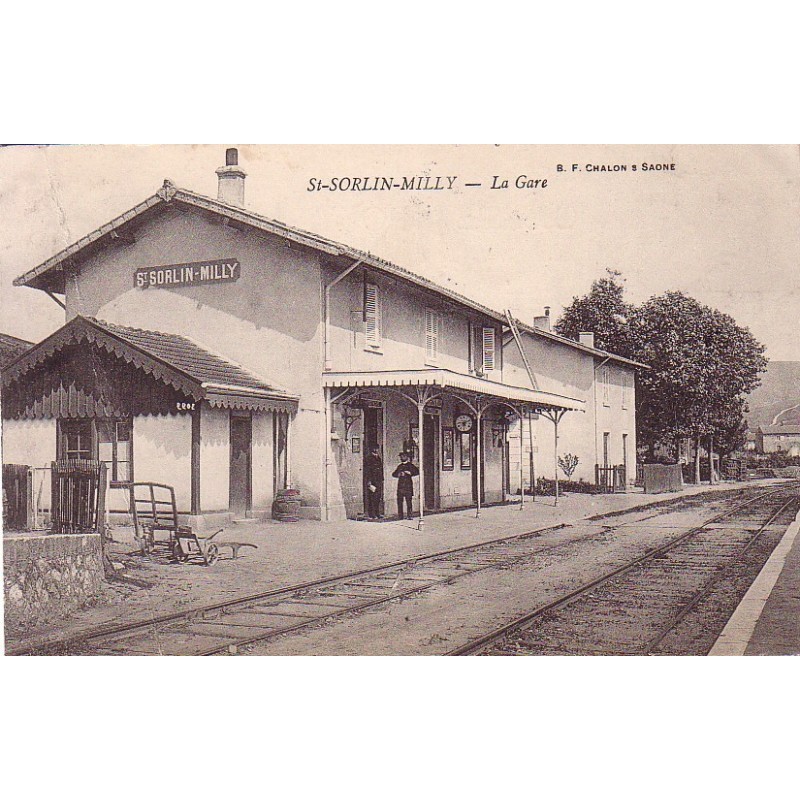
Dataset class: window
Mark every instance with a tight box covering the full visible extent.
[364,281,382,348]
[621,371,629,409]
[97,419,132,484]
[425,308,441,363]
[601,366,611,406]
[60,420,93,460]
[469,324,497,374]
[482,327,496,372]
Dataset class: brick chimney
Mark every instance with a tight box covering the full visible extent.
[533,306,551,332]
[216,147,246,207]
[579,331,595,348]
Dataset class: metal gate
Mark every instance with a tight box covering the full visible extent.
[50,459,107,535]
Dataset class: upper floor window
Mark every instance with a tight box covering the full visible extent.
[470,324,496,374]
[425,308,441,364]
[482,327,496,372]
[621,371,629,409]
[601,365,611,406]
[364,281,382,348]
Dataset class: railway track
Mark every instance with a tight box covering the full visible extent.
[10,485,795,656]
[447,486,800,656]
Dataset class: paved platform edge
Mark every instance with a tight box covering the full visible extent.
[708,506,800,656]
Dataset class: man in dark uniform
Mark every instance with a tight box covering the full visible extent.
[392,451,419,520]
[364,445,384,519]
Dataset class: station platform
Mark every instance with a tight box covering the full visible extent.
[4,478,793,654]
[709,502,800,656]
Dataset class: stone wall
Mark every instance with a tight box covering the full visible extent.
[3,533,105,632]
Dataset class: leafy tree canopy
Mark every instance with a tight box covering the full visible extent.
[555,269,636,356]
[554,275,768,456]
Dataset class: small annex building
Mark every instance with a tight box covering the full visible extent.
[2,149,642,526]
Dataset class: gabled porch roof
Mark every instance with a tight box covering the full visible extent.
[1,316,298,416]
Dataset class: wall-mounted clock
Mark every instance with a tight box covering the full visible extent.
[455,414,473,432]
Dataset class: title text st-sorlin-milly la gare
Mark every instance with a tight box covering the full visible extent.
[306,175,548,192]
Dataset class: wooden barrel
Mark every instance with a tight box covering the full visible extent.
[272,488,303,522]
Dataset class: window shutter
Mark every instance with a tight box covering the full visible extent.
[364,282,381,346]
[602,366,611,404]
[482,327,495,371]
[426,309,439,361]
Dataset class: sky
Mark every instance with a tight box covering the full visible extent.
[1,143,798,360]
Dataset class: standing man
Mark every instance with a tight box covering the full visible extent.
[364,445,384,519]
[392,451,419,520]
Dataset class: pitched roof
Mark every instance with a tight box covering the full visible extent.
[13,181,509,326]
[759,425,800,435]
[12,179,646,371]
[0,332,34,369]
[0,332,34,348]
[511,319,648,370]
[1,315,297,411]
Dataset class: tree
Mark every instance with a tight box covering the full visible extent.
[555,269,636,356]
[632,292,767,480]
[555,276,768,481]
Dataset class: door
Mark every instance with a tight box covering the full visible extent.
[229,414,252,516]
[423,413,439,510]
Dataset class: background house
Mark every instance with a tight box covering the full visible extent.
[755,425,800,456]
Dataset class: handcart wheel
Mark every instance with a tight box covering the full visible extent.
[205,543,219,566]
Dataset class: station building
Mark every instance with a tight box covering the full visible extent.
[1,150,641,526]
[502,315,640,490]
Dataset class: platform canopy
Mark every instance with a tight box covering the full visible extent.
[323,368,585,412]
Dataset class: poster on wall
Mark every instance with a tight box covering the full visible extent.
[442,428,454,470]
[407,424,419,461]
[460,432,472,470]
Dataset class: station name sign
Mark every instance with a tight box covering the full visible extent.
[134,259,240,289]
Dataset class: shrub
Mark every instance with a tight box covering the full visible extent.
[558,453,579,479]
[530,477,601,496]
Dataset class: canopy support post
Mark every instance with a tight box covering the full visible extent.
[518,406,525,511]
[528,409,536,502]
[542,407,568,506]
[417,390,426,531]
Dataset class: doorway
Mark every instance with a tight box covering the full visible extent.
[230,414,252,516]
[362,405,384,516]
[423,413,439,510]
[470,428,486,504]
[622,433,628,479]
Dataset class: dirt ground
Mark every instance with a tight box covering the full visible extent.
[5,480,785,653]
